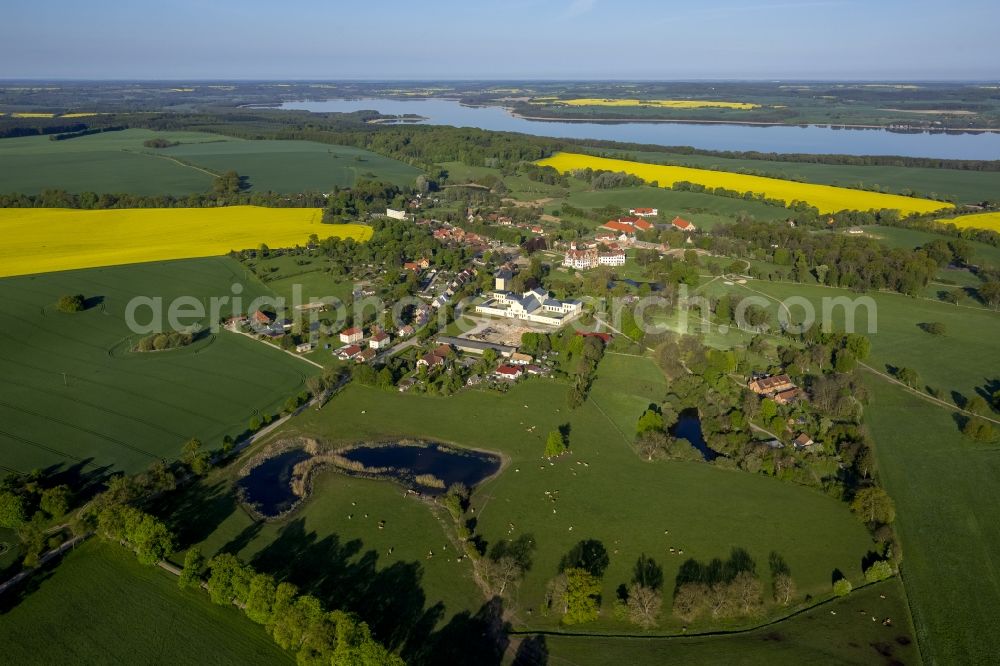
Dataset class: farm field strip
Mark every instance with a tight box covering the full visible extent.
[0,258,316,474]
[541,98,761,109]
[0,206,369,277]
[937,210,1000,232]
[537,152,954,215]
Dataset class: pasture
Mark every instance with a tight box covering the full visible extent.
[0,206,371,277]
[0,258,315,475]
[537,152,954,216]
[540,578,918,665]
[190,354,875,640]
[862,379,1000,665]
[0,129,421,194]
[0,540,292,665]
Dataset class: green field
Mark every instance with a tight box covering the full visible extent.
[590,147,1000,203]
[190,354,876,645]
[538,578,919,665]
[0,540,292,665]
[703,277,1000,663]
[861,224,1000,270]
[863,380,1000,665]
[0,257,316,474]
[0,129,421,194]
[563,185,789,228]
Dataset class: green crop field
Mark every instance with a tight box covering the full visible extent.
[538,578,918,665]
[0,129,421,194]
[0,540,292,665]
[591,147,1000,203]
[183,354,875,646]
[0,257,316,475]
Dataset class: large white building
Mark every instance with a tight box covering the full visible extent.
[562,245,626,270]
[475,288,582,326]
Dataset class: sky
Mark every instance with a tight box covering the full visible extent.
[3,0,999,80]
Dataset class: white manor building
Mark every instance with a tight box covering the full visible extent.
[475,288,583,326]
[562,244,626,270]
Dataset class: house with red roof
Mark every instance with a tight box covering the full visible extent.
[494,364,523,380]
[339,327,364,344]
[629,207,658,217]
[337,344,363,360]
[671,216,697,232]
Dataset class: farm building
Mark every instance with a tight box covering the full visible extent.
[672,216,697,232]
[748,374,795,395]
[629,207,658,217]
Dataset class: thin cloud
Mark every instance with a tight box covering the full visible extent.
[564,0,598,18]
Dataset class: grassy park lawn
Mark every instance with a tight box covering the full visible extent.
[861,224,1000,270]
[189,353,875,639]
[0,540,292,665]
[0,258,316,474]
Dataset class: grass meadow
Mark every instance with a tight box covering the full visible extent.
[0,258,316,475]
[0,540,292,665]
[539,578,918,665]
[0,206,370,277]
[701,276,1000,663]
[538,153,954,216]
[0,129,420,194]
[179,354,875,646]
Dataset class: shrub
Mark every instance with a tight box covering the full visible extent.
[833,578,853,597]
[864,560,894,583]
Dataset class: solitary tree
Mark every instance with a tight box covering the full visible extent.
[544,431,567,458]
[56,294,86,312]
[851,487,896,525]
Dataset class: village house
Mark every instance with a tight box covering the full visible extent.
[252,310,273,326]
[339,327,364,344]
[774,387,803,405]
[337,344,363,361]
[355,348,377,364]
[672,216,697,232]
[295,342,315,353]
[475,288,582,326]
[369,331,391,349]
[495,268,513,291]
[397,324,415,338]
[417,352,446,370]
[793,433,815,449]
[494,364,523,381]
[629,207,658,217]
[509,352,534,366]
[748,374,796,396]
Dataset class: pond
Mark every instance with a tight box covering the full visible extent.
[339,442,501,494]
[671,408,722,462]
[238,449,311,517]
[279,98,1000,160]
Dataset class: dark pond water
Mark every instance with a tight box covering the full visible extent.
[671,408,721,461]
[279,98,1000,160]
[239,449,311,517]
[340,443,501,494]
[610,278,663,292]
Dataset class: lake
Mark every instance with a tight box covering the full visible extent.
[339,442,501,494]
[671,408,721,462]
[280,98,1000,160]
[238,449,311,518]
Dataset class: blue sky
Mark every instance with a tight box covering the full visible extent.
[3,0,998,79]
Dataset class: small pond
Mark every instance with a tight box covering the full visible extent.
[239,449,311,517]
[671,408,722,461]
[339,442,501,494]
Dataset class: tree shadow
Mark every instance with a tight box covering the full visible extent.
[82,295,104,310]
[674,547,757,590]
[632,553,664,590]
[250,518,446,658]
[559,539,609,577]
[489,534,536,571]
[512,634,548,666]
[831,567,846,584]
[154,479,239,549]
[0,564,57,616]
[409,596,510,666]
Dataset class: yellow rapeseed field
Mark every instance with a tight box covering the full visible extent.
[936,211,1000,232]
[60,112,102,118]
[536,153,953,216]
[11,112,56,118]
[543,98,760,110]
[0,206,372,278]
